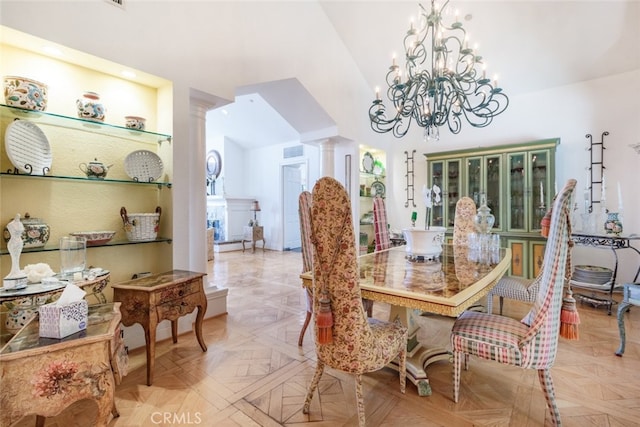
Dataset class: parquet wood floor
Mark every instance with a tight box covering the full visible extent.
[15,250,640,426]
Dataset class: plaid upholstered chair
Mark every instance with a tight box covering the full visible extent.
[302,177,407,427]
[297,191,313,346]
[487,276,539,315]
[453,196,476,246]
[373,196,391,251]
[450,178,576,426]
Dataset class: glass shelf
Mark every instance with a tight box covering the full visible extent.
[0,172,172,188]
[0,237,172,255]
[0,104,171,145]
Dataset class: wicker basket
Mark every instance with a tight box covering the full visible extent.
[120,206,161,241]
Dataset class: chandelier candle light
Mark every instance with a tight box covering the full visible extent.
[369,0,509,141]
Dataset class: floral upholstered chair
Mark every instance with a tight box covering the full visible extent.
[450,179,576,426]
[302,177,407,427]
[297,191,313,346]
[453,196,477,246]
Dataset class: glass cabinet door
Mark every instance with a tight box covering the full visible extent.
[508,153,526,231]
[429,161,444,227]
[485,155,501,230]
[446,160,461,227]
[466,157,482,203]
[530,150,548,231]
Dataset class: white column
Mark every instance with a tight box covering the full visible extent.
[188,89,219,272]
[318,138,336,178]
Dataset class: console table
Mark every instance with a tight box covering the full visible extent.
[570,232,640,314]
[111,270,208,386]
[242,225,265,253]
[0,303,126,427]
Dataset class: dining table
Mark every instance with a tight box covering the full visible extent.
[301,244,511,396]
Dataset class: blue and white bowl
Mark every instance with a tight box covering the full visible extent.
[3,76,48,111]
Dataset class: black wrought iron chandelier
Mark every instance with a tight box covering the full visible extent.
[369,0,509,141]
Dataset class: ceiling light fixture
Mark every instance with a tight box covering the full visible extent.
[121,70,137,79]
[368,0,509,141]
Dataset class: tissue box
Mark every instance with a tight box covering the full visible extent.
[39,300,88,339]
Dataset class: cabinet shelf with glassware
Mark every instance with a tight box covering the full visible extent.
[0,36,173,282]
[358,148,386,251]
[426,138,559,279]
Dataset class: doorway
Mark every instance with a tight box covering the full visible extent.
[282,162,307,250]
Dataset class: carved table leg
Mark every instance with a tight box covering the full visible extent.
[195,301,208,352]
[144,324,156,386]
[615,301,631,356]
[171,319,178,344]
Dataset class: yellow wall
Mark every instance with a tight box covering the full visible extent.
[1,39,173,286]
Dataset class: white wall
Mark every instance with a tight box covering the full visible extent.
[1,1,638,280]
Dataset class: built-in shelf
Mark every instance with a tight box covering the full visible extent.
[0,172,172,188]
[0,237,172,255]
[0,104,171,145]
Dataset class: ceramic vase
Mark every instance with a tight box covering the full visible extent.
[604,212,623,235]
[76,91,105,122]
[402,226,446,259]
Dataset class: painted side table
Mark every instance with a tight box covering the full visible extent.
[242,225,265,253]
[0,303,126,427]
[111,270,208,386]
[615,283,640,356]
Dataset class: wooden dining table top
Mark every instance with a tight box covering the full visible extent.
[301,244,511,317]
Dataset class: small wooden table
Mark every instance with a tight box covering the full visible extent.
[111,270,208,386]
[242,225,265,253]
[0,303,126,427]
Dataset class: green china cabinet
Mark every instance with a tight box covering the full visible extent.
[426,138,559,279]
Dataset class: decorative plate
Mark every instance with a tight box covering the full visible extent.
[206,149,222,179]
[124,150,164,182]
[5,120,52,175]
[371,180,386,198]
[362,151,374,173]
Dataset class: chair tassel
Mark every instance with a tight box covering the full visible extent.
[560,287,580,340]
[317,290,333,344]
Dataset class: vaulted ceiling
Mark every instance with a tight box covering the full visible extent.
[208,1,640,148]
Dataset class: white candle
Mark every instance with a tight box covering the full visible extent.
[540,181,544,205]
[617,181,623,211]
[601,173,606,202]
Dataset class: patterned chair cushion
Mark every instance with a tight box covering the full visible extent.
[451,310,530,365]
[487,276,539,314]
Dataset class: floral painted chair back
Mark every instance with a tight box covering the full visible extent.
[303,177,407,427]
[453,196,477,246]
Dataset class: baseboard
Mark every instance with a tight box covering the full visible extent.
[214,241,244,252]
[121,285,228,351]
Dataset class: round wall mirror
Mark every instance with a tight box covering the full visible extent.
[206,149,222,179]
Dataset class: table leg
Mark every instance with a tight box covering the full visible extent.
[386,306,450,396]
[195,301,208,352]
[171,319,178,344]
[615,301,631,356]
[143,324,156,386]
